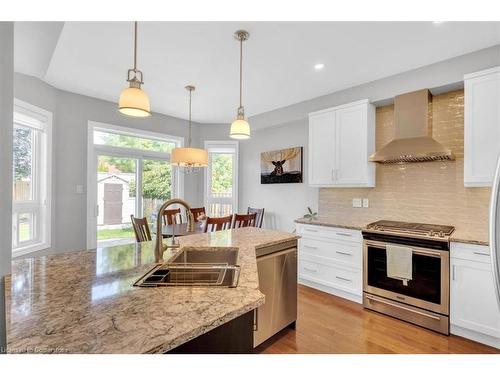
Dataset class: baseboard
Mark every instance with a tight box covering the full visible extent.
[299,278,362,304]
[451,324,500,349]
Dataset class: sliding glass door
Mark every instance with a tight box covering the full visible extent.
[88,122,182,248]
[141,159,173,223]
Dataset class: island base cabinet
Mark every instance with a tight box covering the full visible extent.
[168,310,255,353]
[450,244,500,349]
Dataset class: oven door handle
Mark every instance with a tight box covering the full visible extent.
[365,241,443,258]
[411,249,442,258]
[365,295,441,320]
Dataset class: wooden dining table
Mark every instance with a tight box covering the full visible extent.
[151,222,206,238]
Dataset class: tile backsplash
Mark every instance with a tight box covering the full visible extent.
[319,90,491,237]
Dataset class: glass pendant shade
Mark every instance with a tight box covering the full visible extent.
[230,118,250,139]
[118,86,151,118]
[171,147,208,167]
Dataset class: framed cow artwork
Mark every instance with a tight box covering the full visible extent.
[260,147,303,184]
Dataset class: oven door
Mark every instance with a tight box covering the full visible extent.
[363,240,449,315]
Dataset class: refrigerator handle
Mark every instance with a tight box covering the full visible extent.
[489,154,500,309]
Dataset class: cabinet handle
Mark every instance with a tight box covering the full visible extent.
[335,276,352,282]
[336,251,352,256]
[304,245,318,250]
[303,267,318,273]
[253,308,259,332]
[473,252,490,257]
[335,233,352,237]
[452,265,456,281]
[304,228,318,233]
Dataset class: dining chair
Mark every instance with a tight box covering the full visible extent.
[162,208,182,225]
[130,215,152,242]
[204,215,233,232]
[247,207,265,228]
[189,207,206,222]
[233,213,257,228]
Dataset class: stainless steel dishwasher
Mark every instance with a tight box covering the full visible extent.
[254,239,297,347]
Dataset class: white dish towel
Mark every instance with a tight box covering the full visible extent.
[386,244,413,286]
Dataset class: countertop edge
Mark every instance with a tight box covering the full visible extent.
[294,218,489,247]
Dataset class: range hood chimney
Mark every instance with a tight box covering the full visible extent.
[369,89,455,163]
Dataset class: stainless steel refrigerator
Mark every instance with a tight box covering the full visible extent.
[488,155,500,310]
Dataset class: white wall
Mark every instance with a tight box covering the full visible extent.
[14,73,203,254]
[0,21,14,353]
[239,120,318,232]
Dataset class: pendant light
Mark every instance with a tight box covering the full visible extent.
[118,21,152,118]
[171,85,209,173]
[230,30,251,139]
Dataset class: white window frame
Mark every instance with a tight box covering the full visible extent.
[87,121,184,248]
[204,140,239,216]
[12,99,52,257]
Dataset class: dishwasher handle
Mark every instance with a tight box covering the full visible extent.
[256,247,297,262]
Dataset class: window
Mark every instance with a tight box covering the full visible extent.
[12,99,52,255]
[204,141,238,216]
[87,122,183,248]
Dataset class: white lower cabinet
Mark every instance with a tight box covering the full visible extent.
[296,223,362,303]
[450,242,500,349]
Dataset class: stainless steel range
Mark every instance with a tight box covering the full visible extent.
[362,220,455,335]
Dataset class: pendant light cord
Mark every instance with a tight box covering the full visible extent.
[188,88,192,147]
[239,36,243,108]
[133,21,138,72]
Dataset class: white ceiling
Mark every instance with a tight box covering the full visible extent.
[14,21,500,124]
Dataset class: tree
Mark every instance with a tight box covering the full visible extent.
[211,154,233,193]
[129,161,172,200]
[13,127,32,180]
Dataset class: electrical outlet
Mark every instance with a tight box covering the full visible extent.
[352,198,362,208]
[363,198,369,208]
[76,185,84,194]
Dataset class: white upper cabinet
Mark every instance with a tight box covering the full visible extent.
[308,110,336,185]
[308,99,375,187]
[464,67,500,187]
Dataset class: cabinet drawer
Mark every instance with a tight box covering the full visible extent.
[299,257,362,296]
[451,242,491,264]
[297,224,362,243]
[299,237,361,269]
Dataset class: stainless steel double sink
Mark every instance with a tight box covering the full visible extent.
[134,247,240,288]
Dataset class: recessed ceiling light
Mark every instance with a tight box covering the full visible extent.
[433,21,444,24]
[314,63,325,71]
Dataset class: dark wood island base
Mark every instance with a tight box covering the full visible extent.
[168,310,255,354]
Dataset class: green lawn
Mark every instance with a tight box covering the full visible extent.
[97,227,134,240]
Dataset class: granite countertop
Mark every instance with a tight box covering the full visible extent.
[5,227,299,354]
[295,217,489,246]
[295,217,367,231]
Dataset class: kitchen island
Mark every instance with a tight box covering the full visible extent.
[5,227,298,354]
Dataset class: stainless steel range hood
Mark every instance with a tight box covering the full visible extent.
[369,89,455,163]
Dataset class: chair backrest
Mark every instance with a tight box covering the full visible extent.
[130,215,152,242]
[204,215,233,232]
[190,207,206,222]
[247,207,265,228]
[162,208,182,225]
[233,213,257,229]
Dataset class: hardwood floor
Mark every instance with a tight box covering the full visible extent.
[256,285,500,354]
